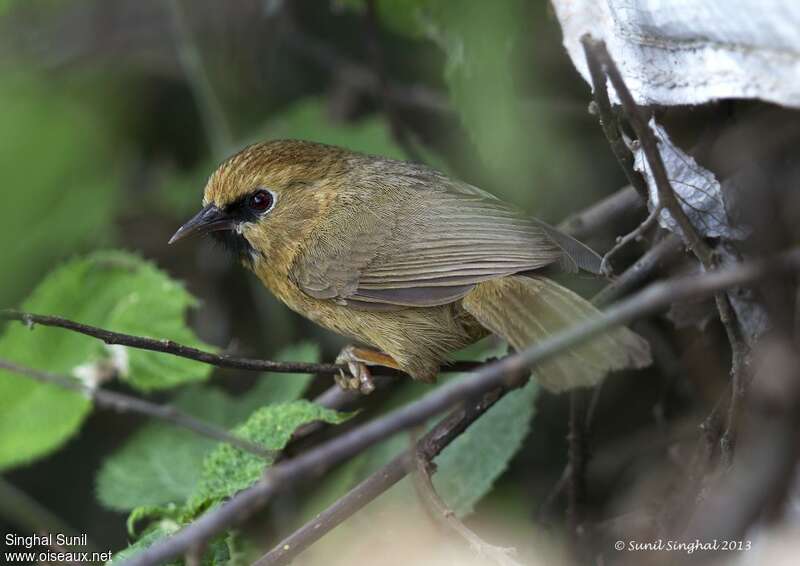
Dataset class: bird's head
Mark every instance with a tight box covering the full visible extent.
[169,140,347,266]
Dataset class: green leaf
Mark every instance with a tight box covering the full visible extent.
[0,250,213,470]
[96,343,320,511]
[96,391,226,512]
[189,401,350,513]
[433,378,539,517]
[109,520,181,566]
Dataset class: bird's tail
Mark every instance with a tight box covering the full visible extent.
[462,275,651,392]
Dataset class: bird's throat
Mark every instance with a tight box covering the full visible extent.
[211,229,257,265]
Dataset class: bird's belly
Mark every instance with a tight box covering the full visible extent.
[256,269,487,378]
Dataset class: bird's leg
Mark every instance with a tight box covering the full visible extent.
[334,345,401,395]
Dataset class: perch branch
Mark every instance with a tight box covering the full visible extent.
[0,310,480,377]
[0,358,273,459]
[119,247,800,566]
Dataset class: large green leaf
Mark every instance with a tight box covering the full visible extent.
[189,401,351,513]
[96,342,320,511]
[0,251,213,470]
[433,378,538,517]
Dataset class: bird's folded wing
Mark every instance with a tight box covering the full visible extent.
[290,173,596,308]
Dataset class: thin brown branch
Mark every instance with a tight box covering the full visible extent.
[566,390,587,537]
[118,247,800,566]
[557,185,644,241]
[413,449,523,566]
[0,358,273,459]
[0,310,479,377]
[593,234,684,306]
[581,44,648,200]
[582,35,749,461]
[600,204,662,276]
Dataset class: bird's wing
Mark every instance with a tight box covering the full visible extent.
[290,162,600,309]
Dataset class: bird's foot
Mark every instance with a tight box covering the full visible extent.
[334,345,400,395]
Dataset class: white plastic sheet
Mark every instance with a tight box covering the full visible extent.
[552,0,800,108]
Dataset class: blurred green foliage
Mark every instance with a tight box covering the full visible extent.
[341,0,538,197]
[0,71,119,308]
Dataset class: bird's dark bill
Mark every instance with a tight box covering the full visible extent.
[168,204,235,244]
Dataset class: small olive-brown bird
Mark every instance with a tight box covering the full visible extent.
[171,140,650,393]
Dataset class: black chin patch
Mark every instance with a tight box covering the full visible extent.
[210,229,256,265]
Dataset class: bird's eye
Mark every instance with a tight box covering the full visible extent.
[248,189,274,213]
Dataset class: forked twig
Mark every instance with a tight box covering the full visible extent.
[600,204,662,276]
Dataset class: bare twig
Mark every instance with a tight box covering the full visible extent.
[582,35,749,461]
[581,43,648,200]
[0,358,273,459]
[119,248,800,566]
[0,310,479,377]
[557,185,644,241]
[566,390,587,537]
[593,234,684,306]
[413,450,523,566]
[600,204,662,276]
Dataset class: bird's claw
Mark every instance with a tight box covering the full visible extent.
[335,346,377,394]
